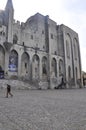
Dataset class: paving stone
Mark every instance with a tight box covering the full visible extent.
[0,88,86,129]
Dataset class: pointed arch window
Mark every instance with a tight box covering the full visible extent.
[74,38,78,60]
[66,34,72,59]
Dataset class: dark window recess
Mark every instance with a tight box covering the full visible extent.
[25,63,27,69]
[0,31,2,35]
[23,42,24,46]
[0,71,4,79]
[13,34,18,44]
[55,51,57,55]
[31,35,33,39]
[42,30,44,34]
[3,32,5,36]
[51,34,53,39]
[43,66,47,74]
[43,45,45,49]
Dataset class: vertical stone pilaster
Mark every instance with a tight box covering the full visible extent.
[72,39,76,86]
[48,54,52,88]
[5,0,14,43]
[29,54,33,81]
[39,57,42,80]
[18,53,21,77]
[62,27,68,88]
[4,51,9,74]
[57,59,59,85]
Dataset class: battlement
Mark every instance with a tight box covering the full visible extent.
[13,19,21,26]
[0,25,6,34]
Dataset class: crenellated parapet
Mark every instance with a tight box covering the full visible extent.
[13,19,21,27]
[0,25,6,44]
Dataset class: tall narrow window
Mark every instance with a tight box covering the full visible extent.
[13,34,18,44]
[25,63,27,69]
[31,35,33,39]
[51,58,57,77]
[68,66,71,80]
[66,40,70,58]
[74,38,78,60]
[51,33,53,39]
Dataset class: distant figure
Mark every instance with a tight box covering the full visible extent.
[60,76,66,88]
[55,76,66,89]
[61,76,65,85]
[83,77,86,86]
[6,84,13,98]
[58,76,64,89]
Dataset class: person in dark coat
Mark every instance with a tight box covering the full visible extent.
[55,76,66,89]
[6,84,13,98]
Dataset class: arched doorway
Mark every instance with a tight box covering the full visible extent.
[32,54,40,80]
[51,58,57,77]
[21,52,30,77]
[42,56,48,80]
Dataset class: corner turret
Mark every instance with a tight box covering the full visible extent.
[5,0,14,12]
[5,0,14,43]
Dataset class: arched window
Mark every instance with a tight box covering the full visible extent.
[74,38,78,60]
[66,34,72,59]
[9,50,18,72]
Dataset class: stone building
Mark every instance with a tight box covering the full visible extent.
[0,0,82,89]
[82,71,86,86]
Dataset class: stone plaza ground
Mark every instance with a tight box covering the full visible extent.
[0,88,86,130]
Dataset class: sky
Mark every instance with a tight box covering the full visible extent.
[0,0,86,72]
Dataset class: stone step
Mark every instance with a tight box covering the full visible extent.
[0,79,37,90]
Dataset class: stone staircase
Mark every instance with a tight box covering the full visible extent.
[0,79,37,90]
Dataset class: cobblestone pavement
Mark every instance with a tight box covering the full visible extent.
[0,88,86,130]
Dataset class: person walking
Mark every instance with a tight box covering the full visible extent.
[6,84,13,98]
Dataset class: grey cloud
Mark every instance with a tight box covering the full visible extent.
[62,0,86,13]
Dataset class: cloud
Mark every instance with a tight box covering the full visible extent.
[62,0,86,13]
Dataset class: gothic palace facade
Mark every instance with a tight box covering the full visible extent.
[0,0,82,89]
